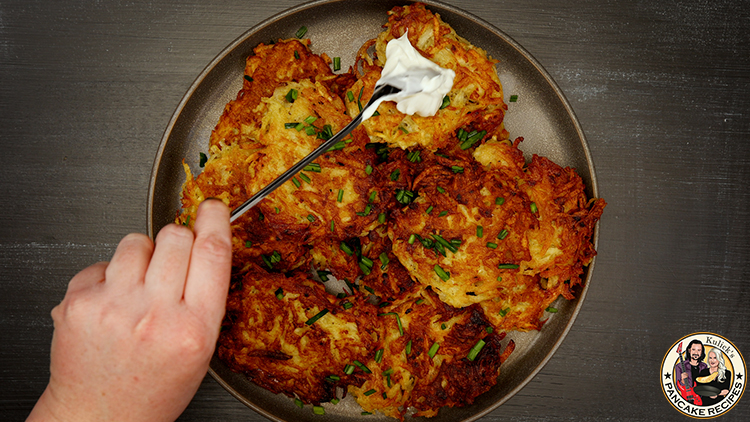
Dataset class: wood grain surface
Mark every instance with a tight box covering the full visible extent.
[1,0,749,420]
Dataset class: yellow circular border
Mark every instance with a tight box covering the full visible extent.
[660,332,747,419]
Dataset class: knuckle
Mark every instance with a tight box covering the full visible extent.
[176,323,215,360]
[120,232,153,250]
[194,232,232,260]
[157,223,194,243]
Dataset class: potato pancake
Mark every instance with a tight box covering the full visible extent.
[177,2,605,419]
[346,3,508,151]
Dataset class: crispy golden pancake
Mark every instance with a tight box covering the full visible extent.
[346,3,508,151]
[177,3,605,419]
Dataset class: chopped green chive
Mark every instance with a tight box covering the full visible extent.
[407,234,416,244]
[460,130,486,150]
[340,242,353,256]
[368,191,377,202]
[509,94,518,102]
[295,122,305,131]
[377,213,386,224]
[486,242,498,249]
[286,88,298,103]
[426,205,434,214]
[303,163,321,173]
[284,122,298,129]
[415,298,425,305]
[365,164,373,175]
[305,126,316,136]
[274,287,284,300]
[346,91,355,102]
[428,342,440,358]
[343,364,355,375]
[375,349,384,363]
[441,323,447,330]
[327,140,346,151]
[305,309,329,325]
[477,225,483,238]
[292,177,301,188]
[431,234,458,253]
[307,214,315,222]
[390,168,400,181]
[199,152,207,167]
[499,307,510,317]
[530,202,538,213]
[364,389,377,396]
[353,360,372,374]
[378,312,404,336]
[245,240,252,248]
[395,189,415,205]
[436,186,446,194]
[293,50,300,59]
[498,263,519,269]
[438,210,448,217]
[304,115,317,124]
[342,301,353,310]
[495,197,505,205]
[398,126,409,134]
[434,264,450,281]
[295,398,304,408]
[362,411,373,415]
[313,405,325,415]
[379,252,389,270]
[440,95,450,109]
[244,75,254,82]
[546,306,558,313]
[333,56,341,71]
[360,256,374,269]
[295,26,307,38]
[451,165,464,174]
[382,392,388,399]
[486,326,494,333]
[467,339,486,361]
[405,340,412,355]
[299,172,312,184]
[325,374,340,383]
[331,398,340,405]
[319,124,333,140]
[337,189,344,202]
[355,204,372,217]
[497,229,509,240]
[407,150,422,163]
[330,219,335,232]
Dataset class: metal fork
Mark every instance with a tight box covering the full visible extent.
[229,83,401,223]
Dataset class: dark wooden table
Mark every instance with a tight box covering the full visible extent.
[2,0,749,420]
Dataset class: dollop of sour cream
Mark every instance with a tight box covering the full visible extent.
[361,30,456,121]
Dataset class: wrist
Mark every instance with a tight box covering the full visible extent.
[27,386,66,422]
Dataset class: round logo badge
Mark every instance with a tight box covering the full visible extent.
[661,332,746,418]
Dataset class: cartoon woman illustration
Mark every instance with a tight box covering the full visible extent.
[696,348,732,406]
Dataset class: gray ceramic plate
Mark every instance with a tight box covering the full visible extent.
[148,0,600,421]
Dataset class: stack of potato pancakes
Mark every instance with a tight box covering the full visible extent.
[177,3,605,419]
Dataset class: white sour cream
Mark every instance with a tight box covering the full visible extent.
[361,30,456,121]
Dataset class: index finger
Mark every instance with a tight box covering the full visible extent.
[183,199,232,325]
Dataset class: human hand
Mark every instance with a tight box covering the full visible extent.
[27,199,231,422]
